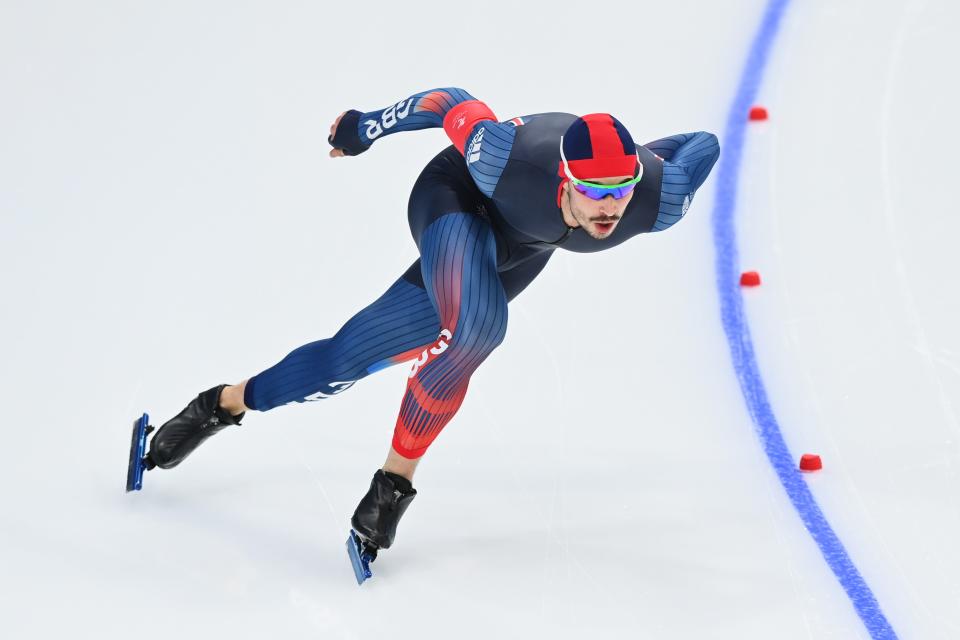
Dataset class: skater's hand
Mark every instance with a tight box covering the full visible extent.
[328,109,371,158]
[329,111,347,158]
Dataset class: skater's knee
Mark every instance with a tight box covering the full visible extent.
[449,299,508,357]
[451,323,506,358]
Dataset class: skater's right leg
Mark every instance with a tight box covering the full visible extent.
[148,275,442,470]
[146,384,245,469]
[242,275,440,411]
[218,381,249,415]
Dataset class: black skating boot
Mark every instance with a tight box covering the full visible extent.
[145,384,244,470]
[351,469,418,558]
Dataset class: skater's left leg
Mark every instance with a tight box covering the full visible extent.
[382,446,421,480]
[350,212,508,553]
[377,248,554,481]
[391,211,509,461]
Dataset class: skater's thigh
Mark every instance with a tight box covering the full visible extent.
[245,272,441,410]
[332,272,442,369]
[402,245,547,303]
[417,212,508,346]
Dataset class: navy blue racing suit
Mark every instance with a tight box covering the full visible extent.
[244,88,719,458]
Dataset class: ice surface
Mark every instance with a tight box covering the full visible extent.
[0,1,957,638]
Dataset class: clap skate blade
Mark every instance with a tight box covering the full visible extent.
[125,413,153,492]
[346,529,378,585]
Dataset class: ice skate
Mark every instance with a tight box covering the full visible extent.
[346,469,417,584]
[125,413,153,492]
[146,383,244,470]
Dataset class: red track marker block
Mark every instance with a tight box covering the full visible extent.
[799,454,823,472]
[740,271,762,287]
[749,105,769,121]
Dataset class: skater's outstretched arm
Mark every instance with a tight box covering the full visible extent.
[327,87,516,198]
[643,131,720,232]
[327,87,499,157]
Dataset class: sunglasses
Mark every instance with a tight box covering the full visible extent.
[559,135,643,200]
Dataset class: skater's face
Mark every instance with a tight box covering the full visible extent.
[562,175,635,240]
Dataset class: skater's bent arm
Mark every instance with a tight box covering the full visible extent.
[328,87,492,157]
[646,131,720,232]
[643,132,716,164]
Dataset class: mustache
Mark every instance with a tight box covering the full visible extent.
[590,216,621,223]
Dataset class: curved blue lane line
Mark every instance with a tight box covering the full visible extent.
[711,1,899,638]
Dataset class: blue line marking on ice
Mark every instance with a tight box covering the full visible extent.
[711,1,899,638]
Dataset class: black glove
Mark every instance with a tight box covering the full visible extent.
[328,109,372,156]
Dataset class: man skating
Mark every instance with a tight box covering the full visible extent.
[133,87,720,580]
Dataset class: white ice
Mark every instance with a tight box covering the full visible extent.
[1,1,957,638]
